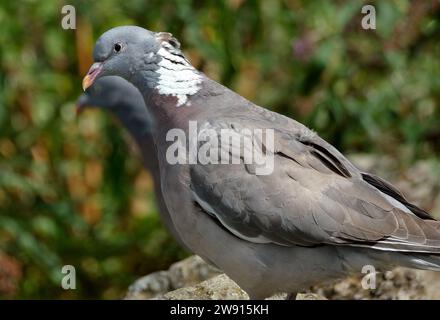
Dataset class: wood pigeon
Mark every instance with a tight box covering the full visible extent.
[82,26,440,299]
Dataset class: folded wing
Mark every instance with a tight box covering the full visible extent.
[190,115,440,253]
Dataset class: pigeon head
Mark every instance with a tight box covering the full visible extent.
[83,26,202,107]
[77,76,154,137]
[83,26,159,90]
[78,76,135,112]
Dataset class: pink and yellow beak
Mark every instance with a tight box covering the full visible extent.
[82,62,103,91]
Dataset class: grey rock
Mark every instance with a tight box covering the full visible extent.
[145,266,432,300]
[126,271,172,300]
[125,255,220,299]
[167,255,222,290]
[157,274,248,300]
[155,274,326,300]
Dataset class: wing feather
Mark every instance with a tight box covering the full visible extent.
[190,115,440,254]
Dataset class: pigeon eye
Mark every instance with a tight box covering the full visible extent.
[114,43,123,53]
[168,39,178,48]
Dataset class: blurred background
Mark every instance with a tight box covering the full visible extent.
[0,0,439,299]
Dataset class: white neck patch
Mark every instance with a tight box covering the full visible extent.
[155,45,202,107]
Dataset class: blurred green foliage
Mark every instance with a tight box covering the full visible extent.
[0,0,438,299]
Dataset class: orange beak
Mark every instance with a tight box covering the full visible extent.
[82,62,103,91]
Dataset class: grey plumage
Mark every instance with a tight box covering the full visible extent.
[77,76,184,247]
[83,26,440,299]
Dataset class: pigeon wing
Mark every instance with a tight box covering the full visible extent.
[190,116,440,253]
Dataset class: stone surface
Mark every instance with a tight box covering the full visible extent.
[157,274,248,300]
[311,268,429,300]
[153,274,327,300]
[125,255,221,299]
[146,265,440,300]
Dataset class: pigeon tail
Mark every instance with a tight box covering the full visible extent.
[400,253,440,272]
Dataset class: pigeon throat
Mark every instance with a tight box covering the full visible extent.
[151,45,203,107]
